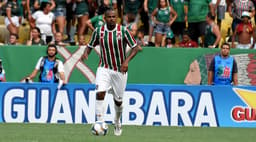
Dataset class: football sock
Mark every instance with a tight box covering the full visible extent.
[114,104,123,124]
[96,100,104,121]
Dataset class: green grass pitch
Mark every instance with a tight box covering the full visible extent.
[0,123,256,142]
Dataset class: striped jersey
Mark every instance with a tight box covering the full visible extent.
[88,24,137,72]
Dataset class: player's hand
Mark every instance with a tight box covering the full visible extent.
[120,61,128,73]
[82,52,89,60]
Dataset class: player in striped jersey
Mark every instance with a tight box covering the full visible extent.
[82,8,140,136]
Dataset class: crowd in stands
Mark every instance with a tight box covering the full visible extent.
[0,0,255,49]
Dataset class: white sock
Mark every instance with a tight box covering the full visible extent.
[114,104,123,124]
[95,100,104,122]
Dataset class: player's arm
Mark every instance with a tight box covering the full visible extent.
[82,28,98,60]
[121,45,140,73]
[121,27,140,73]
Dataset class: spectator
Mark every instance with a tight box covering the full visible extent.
[51,32,69,46]
[54,0,71,34]
[31,1,56,44]
[7,33,19,45]
[75,0,90,38]
[165,30,175,48]
[25,44,66,84]
[123,0,141,25]
[65,0,76,43]
[0,58,6,82]
[144,0,157,45]
[210,0,226,30]
[204,12,221,48]
[136,27,146,46]
[86,14,105,31]
[151,0,177,47]
[96,0,117,15]
[208,43,238,85]
[184,0,212,43]
[170,0,186,41]
[232,11,255,49]
[26,27,45,46]
[77,34,86,46]
[4,0,22,35]
[179,30,198,48]
[228,0,255,32]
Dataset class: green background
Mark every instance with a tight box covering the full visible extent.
[0,46,255,84]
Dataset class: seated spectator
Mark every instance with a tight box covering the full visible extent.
[77,34,86,46]
[7,33,19,45]
[165,30,175,48]
[96,0,117,15]
[0,58,6,82]
[31,1,56,44]
[136,28,146,46]
[27,27,45,46]
[232,11,255,49]
[25,44,66,85]
[51,32,69,46]
[179,30,198,48]
[204,12,221,48]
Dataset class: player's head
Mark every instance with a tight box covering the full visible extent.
[47,44,57,57]
[104,7,116,27]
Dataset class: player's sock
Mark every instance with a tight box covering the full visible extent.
[95,100,104,122]
[114,104,123,124]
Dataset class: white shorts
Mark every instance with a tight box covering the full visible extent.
[236,43,251,49]
[5,16,19,27]
[95,67,128,102]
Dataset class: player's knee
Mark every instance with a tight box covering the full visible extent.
[96,92,106,100]
[114,99,122,106]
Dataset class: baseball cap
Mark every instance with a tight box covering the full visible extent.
[241,11,251,19]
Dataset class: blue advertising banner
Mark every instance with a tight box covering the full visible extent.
[0,83,255,127]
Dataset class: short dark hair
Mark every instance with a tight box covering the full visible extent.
[104,7,115,16]
[221,42,230,49]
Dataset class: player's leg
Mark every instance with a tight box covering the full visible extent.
[111,71,128,136]
[95,67,111,122]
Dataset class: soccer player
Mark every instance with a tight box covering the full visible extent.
[82,8,140,136]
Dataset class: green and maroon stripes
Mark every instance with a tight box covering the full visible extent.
[88,24,137,72]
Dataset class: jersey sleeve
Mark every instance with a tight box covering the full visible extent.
[124,26,137,48]
[88,27,99,48]
[35,57,43,70]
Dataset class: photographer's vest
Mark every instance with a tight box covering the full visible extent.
[39,56,59,83]
[214,55,234,85]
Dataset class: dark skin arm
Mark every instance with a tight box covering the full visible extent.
[120,45,140,73]
[233,73,238,85]
[208,71,213,85]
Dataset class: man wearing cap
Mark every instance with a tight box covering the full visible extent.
[232,11,255,49]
